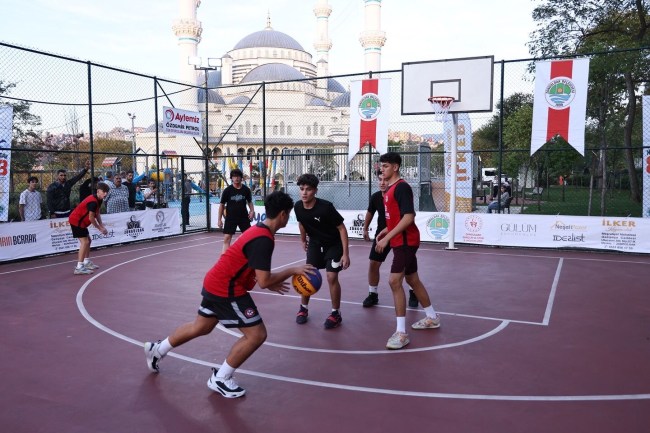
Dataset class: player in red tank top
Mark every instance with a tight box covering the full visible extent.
[375,152,442,350]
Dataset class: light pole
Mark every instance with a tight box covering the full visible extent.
[127,112,136,172]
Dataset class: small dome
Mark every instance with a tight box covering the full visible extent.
[240,63,305,83]
[330,91,350,107]
[328,78,345,93]
[233,28,304,51]
[198,89,225,104]
[145,122,163,133]
[308,97,328,106]
[229,96,251,105]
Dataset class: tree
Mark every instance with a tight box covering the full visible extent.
[528,0,650,203]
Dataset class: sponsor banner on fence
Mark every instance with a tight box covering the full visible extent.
[643,95,650,218]
[0,104,13,221]
[162,106,202,137]
[0,209,180,261]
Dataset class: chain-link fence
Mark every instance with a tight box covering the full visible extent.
[1,41,648,227]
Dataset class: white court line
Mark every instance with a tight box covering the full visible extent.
[543,258,563,325]
[74,241,650,401]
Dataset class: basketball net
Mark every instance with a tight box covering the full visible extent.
[428,96,454,122]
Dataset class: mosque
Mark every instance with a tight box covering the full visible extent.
[137,0,386,187]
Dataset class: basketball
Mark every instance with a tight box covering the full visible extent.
[292,271,322,296]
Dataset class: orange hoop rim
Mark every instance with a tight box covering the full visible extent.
[427,96,455,108]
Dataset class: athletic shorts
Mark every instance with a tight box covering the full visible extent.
[390,245,419,275]
[369,237,391,262]
[198,291,262,328]
[307,242,343,273]
[223,217,251,235]
[71,225,89,239]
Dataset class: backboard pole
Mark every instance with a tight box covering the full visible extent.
[446,113,459,250]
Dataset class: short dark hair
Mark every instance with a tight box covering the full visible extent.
[379,152,402,167]
[230,169,243,179]
[28,176,38,183]
[296,173,319,189]
[96,182,110,193]
[127,170,134,175]
[264,191,294,218]
[57,169,67,175]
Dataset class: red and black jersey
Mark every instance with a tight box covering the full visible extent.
[384,179,420,248]
[68,194,102,228]
[203,223,274,298]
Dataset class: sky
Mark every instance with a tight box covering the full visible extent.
[1,0,539,80]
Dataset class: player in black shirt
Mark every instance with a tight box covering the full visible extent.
[217,169,255,253]
[293,174,350,329]
[361,171,419,308]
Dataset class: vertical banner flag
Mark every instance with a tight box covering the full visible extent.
[641,95,650,218]
[348,78,391,161]
[443,113,473,212]
[0,105,13,221]
[531,58,589,156]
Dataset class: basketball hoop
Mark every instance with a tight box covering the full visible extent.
[428,96,454,122]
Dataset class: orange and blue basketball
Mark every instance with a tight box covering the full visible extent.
[292,271,322,296]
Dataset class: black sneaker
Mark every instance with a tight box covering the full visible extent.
[207,367,246,398]
[296,306,309,324]
[408,290,419,308]
[324,311,342,329]
[362,292,379,308]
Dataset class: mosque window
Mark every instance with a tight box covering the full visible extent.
[238,125,243,134]
[280,121,285,135]
[313,122,319,136]
[257,148,263,159]
[320,126,325,135]
[253,125,258,135]
[237,148,245,161]
[281,147,289,161]
[306,149,313,161]
[246,148,254,160]
[272,148,279,158]
[306,126,311,136]
[246,121,251,135]
[273,125,278,135]
[287,125,292,135]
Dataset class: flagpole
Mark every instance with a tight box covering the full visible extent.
[447,113,458,250]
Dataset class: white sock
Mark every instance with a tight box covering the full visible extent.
[424,305,437,318]
[396,316,406,334]
[83,258,91,265]
[77,262,84,268]
[158,338,173,356]
[301,304,309,309]
[368,285,378,293]
[217,360,236,379]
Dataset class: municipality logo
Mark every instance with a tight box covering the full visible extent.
[425,214,450,241]
[545,77,576,109]
[358,93,381,120]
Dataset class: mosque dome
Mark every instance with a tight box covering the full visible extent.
[308,97,328,106]
[327,78,345,93]
[330,91,350,107]
[233,28,305,51]
[198,89,225,104]
[229,96,251,105]
[240,63,306,83]
[206,69,222,87]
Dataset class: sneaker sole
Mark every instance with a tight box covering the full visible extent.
[386,340,410,350]
[207,380,246,398]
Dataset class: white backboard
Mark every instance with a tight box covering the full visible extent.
[402,56,494,114]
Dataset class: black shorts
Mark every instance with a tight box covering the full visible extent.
[307,242,343,273]
[369,238,391,262]
[71,225,89,239]
[223,217,251,235]
[390,245,419,275]
[198,291,262,328]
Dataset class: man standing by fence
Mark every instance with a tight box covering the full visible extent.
[46,160,90,218]
[19,176,42,221]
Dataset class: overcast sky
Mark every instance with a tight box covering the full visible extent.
[2,0,539,79]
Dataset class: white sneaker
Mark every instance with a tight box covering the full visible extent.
[74,266,93,275]
[207,367,246,398]
[386,331,410,350]
[144,341,164,373]
[84,260,99,270]
[411,315,441,330]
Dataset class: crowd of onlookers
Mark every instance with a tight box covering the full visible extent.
[16,163,202,222]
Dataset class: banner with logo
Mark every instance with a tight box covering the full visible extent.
[641,95,650,218]
[348,78,391,161]
[0,105,13,221]
[162,106,202,137]
[531,59,589,156]
[0,209,180,261]
[443,113,473,212]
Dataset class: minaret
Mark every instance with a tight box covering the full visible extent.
[172,0,202,110]
[359,0,386,74]
[313,0,333,65]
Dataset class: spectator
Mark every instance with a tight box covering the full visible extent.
[46,160,90,218]
[143,180,159,208]
[79,176,100,202]
[182,174,193,225]
[104,173,130,214]
[19,176,42,221]
[104,171,115,188]
[134,184,145,210]
[487,185,510,213]
[122,170,146,211]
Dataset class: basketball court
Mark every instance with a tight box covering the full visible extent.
[2,232,649,432]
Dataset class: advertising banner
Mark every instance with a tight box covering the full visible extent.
[0,105,13,221]
[162,106,202,137]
